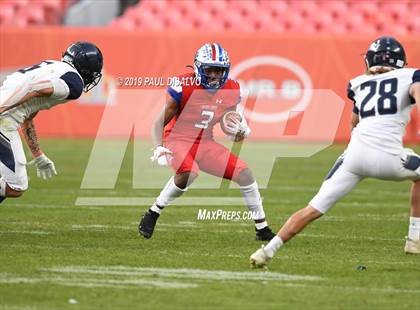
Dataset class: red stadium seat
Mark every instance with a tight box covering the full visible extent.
[170,0,199,17]
[0,4,14,25]
[0,0,69,26]
[320,0,348,17]
[108,0,420,37]
[259,0,288,17]
[228,0,259,18]
[139,0,168,15]
[110,18,136,30]
[19,5,46,25]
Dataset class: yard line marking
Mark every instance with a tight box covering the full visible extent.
[0,274,197,289]
[339,202,407,208]
[0,230,51,235]
[178,221,197,226]
[274,186,410,198]
[300,233,403,242]
[3,203,68,209]
[75,197,247,206]
[43,266,322,282]
[71,224,108,229]
[0,306,51,310]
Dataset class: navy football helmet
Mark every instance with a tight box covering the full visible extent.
[62,41,103,92]
[364,36,406,70]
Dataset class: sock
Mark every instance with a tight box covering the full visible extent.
[263,235,284,258]
[0,178,6,204]
[408,216,420,240]
[150,203,164,215]
[240,181,267,229]
[153,176,187,212]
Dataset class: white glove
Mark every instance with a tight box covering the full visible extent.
[150,145,173,166]
[401,149,420,176]
[28,154,57,179]
[224,117,251,137]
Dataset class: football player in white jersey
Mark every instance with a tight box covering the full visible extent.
[0,41,103,203]
[250,36,420,268]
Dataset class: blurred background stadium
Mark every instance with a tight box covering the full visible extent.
[0,0,419,143]
[1,2,420,309]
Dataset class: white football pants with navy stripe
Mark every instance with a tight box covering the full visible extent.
[0,126,28,192]
[310,136,419,214]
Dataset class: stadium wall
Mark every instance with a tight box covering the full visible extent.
[0,27,418,143]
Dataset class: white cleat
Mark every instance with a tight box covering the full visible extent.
[250,245,271,269]
[404,237,420,254]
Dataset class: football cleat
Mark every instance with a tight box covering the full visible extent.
[255,226,276,241]
[250,245,270,269]
[404,237,420,254]
[138,210,160,239]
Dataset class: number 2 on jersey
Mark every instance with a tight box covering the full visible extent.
[194,110,214,129]
[360,78,398,118]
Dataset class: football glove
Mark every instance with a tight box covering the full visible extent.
[28,154,57,179]
[401,150,420,176]
[150,145,173,166]
[224,116,251,137]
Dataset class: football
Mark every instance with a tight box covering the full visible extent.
[220,110,242,135]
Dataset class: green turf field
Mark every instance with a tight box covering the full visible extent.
[0,139,419,310]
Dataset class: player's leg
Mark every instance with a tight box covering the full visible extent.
[406,180,420,254]
[0,130,28,203]
[250,158,363,268]
[197,141,275,241]
[404,155,420,253]
[138,141,199,239]
[234,168,276,240]
[151,171,198,214]
[386,148,420,254]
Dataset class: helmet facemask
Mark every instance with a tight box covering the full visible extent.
[81,70,102,92]
[194,61,229,90]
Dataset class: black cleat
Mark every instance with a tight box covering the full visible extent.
[255,226,276,241]
[138,210,160,239]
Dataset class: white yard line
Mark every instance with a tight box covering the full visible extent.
[2,267,419,294]
[300,233,403,242]
[43,266,322,282]
[75,197,247,206]
[0,306,51,310]
[0,230,51,235]
[0,274,197,289]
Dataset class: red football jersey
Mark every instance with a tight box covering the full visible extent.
[164,72,240,141]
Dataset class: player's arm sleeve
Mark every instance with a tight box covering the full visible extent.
[409,70,420,104]
[59,72,84,100]
[0,76,53,112]
[347,82,358,114]
[166,78,182,106]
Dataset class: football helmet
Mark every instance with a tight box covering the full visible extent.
[193,43,230,90]
[62,41,103,92]
[364,36,406,70]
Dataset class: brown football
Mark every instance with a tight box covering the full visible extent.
[220,111,242,135]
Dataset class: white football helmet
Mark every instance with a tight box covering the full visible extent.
[193,43,230,90]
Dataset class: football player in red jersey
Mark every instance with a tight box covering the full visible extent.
[138,43,276,241]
